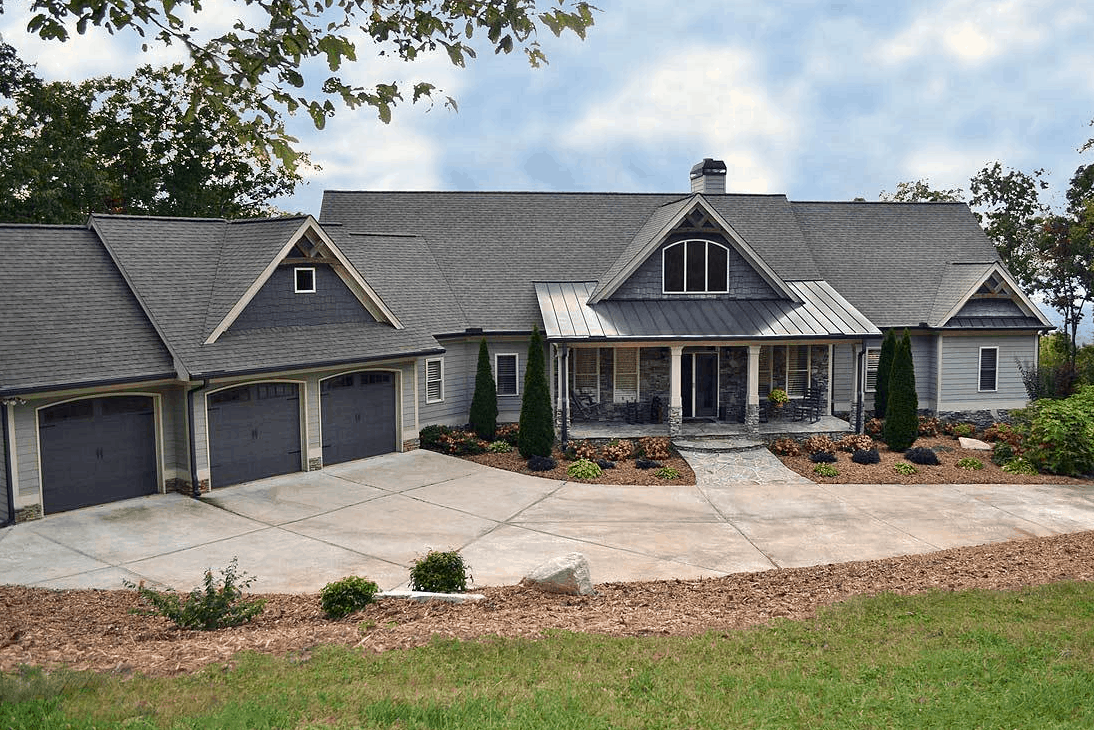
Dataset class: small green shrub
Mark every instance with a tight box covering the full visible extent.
[320,576,379,619]
[852,448,880,464]
[991,441,1015,466]
[1019,388,1094,476]
[419,424,450,451]
[655,466,680,480]
[894,462,918,475]
[952,422,974,437]
[602,439,634,461]
[409,550,471,593]
[813,463,839,477]
[495,423,520,445]
[436,429,488,455]
[125,558,265,630]
[956,457,984,471]
[567,458,603,480]
[905,446,940,465]
[488,440,512,453]
[809,451,837,463]
[1002,456,1038,475]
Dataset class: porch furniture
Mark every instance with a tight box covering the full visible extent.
[793,387,824,424]
[570,392,599,421]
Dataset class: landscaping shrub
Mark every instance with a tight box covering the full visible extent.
[904,446,940,465]
[572,439,599,461]
[637,436,672,461]
[635,458,661,470]
[409,550,471,593]
[517,326,554,458]
[917,416,940,436]
[419,424,449,451]
[655,466,680,480]
[769,437,802,456]
[951,422,974,438]
[991,441,1015,466]
[488,440,512,453]
[567,458,603,480]
[320,576,379,619]
[836,434,873,452]
[126,558,265,630]
[602,439,634,461]
[813,463,839,477]
[894,462,918,475]
[874,328,897,418]
[809,451,837,463]
[1002,456,1037,475]
[468,338,498,440]
[436,429,487,455]
[596,459,616,470]
[883,329,918,451]
[956,457,984,471]
[982,422,1020,445]
[801,435,837,455]
[865,418,884,437]
[1019,386,1094,476]
[527,455,557,472]
[495,423,519,445]
[852,448,881,464]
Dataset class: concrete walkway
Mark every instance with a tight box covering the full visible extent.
[2,449,1093,593]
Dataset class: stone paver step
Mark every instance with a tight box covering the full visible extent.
[673,437,763,453]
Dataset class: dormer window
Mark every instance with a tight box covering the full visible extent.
[663,240,729,293]
[294,267,316,293]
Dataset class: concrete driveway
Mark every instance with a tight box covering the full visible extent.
[2,448,1094,593]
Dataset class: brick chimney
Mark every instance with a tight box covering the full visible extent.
[689,158,727,194]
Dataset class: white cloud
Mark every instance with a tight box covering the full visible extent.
[563,46,800,192]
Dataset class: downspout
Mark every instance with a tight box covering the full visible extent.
[856,347,867,434]
[2,403,14,527]
[560,344,569,445]
[187,380,208,498]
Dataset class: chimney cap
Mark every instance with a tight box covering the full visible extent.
[689,158,727,179]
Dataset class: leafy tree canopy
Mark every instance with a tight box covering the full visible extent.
[879,179,964,202]
[0,51,304,223]
[11,0,597,169]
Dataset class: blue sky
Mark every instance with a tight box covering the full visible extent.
[4,0,1094,337]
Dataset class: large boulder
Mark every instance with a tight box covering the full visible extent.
[959,436,992,451]
[520,553,595,596]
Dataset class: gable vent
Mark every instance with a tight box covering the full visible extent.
[689,158,727,195]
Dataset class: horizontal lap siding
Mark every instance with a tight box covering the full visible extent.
[831,343,854,411]
[909,335,937,409]
[419,336,537,429]
[940,334,1037,410]
[1,406,9,522]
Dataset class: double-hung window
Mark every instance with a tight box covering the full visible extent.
[496,353,519,396]
[979,347,998,392]
[425,358,444,403]
[574,348,600,401]
[613,347,639,403]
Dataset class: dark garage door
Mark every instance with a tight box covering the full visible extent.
[207,383,302,488]
[321,372,396,465]
[39,396,157,513]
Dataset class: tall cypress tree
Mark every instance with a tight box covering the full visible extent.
[873,329,897,419]
[883,329,919,451]
[468,338,497,439]
[518,326,554,458]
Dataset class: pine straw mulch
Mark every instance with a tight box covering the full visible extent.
[3,530,1093,677]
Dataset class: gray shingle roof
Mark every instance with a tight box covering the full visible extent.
[0,224,175,394]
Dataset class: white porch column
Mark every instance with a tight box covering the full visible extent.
[669,345,683,436]
[745,345,760,436]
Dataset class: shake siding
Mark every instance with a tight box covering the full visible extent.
[940,333,1036,410]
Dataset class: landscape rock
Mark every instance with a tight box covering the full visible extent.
[520,552,595,596]
[959,437,992,451]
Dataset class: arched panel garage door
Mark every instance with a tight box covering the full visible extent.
[321,371,397,466]
[39,395,157,513]
[207,383,302,488]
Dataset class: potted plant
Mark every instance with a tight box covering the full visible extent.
[768,388,790,408]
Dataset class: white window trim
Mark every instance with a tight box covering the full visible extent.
[661,239,731,294]
[865,347,881,393]
[495,353,519,397]
[294,266,316,293]
[978,346,999,392]
[613,347,640,403]
[573,348,600,403]
[786,344,811,398]
[425,357,444,403]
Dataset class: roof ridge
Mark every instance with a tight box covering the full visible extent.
[0,223,88,230]
[790,200,969,206]
[323,189,789,198]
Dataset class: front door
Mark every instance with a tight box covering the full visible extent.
[680,352,719,419]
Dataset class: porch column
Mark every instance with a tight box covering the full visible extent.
[745,345,760,436]
[668,345,683,436]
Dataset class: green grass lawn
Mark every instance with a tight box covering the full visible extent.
[4,581,1093,729]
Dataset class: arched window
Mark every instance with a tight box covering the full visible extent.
[662,240,729,293]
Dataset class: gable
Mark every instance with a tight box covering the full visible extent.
[229,262,377,332]
[934,263,1052,328]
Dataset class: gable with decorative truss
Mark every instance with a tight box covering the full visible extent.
[936,263,1052,327]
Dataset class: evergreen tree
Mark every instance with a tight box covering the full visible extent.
[873,329,897,419]
[518,326,555,458]
[468,338,498,439]
[883,330,919,451]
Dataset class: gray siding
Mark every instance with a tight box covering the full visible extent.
[418,336,536,429]
[611,234,777,300]
[230,264,375,331]
[940,333,1037,410]
[909,335,937,409]
[831,343,855,412]
[1,404,9,523]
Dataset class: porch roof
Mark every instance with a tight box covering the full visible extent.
[535,281,881,341]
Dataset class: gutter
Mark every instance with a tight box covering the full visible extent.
[0,371,178,399]
[189,347,445,381]
[2,402,13,527]
[186,380,209,499]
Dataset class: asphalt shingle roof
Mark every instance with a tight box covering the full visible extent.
[0,224,175,394]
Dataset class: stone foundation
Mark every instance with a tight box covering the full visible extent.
[195,478,210,494]
[937,409,1014,430]
[166,478,193,495]
[308,456,323,471]
[401,439,419,452]
[744,403,760,436]
[14,504,42,523]
[668,405,682,436]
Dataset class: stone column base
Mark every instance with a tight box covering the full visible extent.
[308,456,324,471]
[401,439,419,452]
[15,504,43,523]
[744,403,760,436]
[668,405,683,437]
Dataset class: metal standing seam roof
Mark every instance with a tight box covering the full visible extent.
[535,281,880,341]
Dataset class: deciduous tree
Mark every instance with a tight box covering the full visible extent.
[879,180,964,202]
